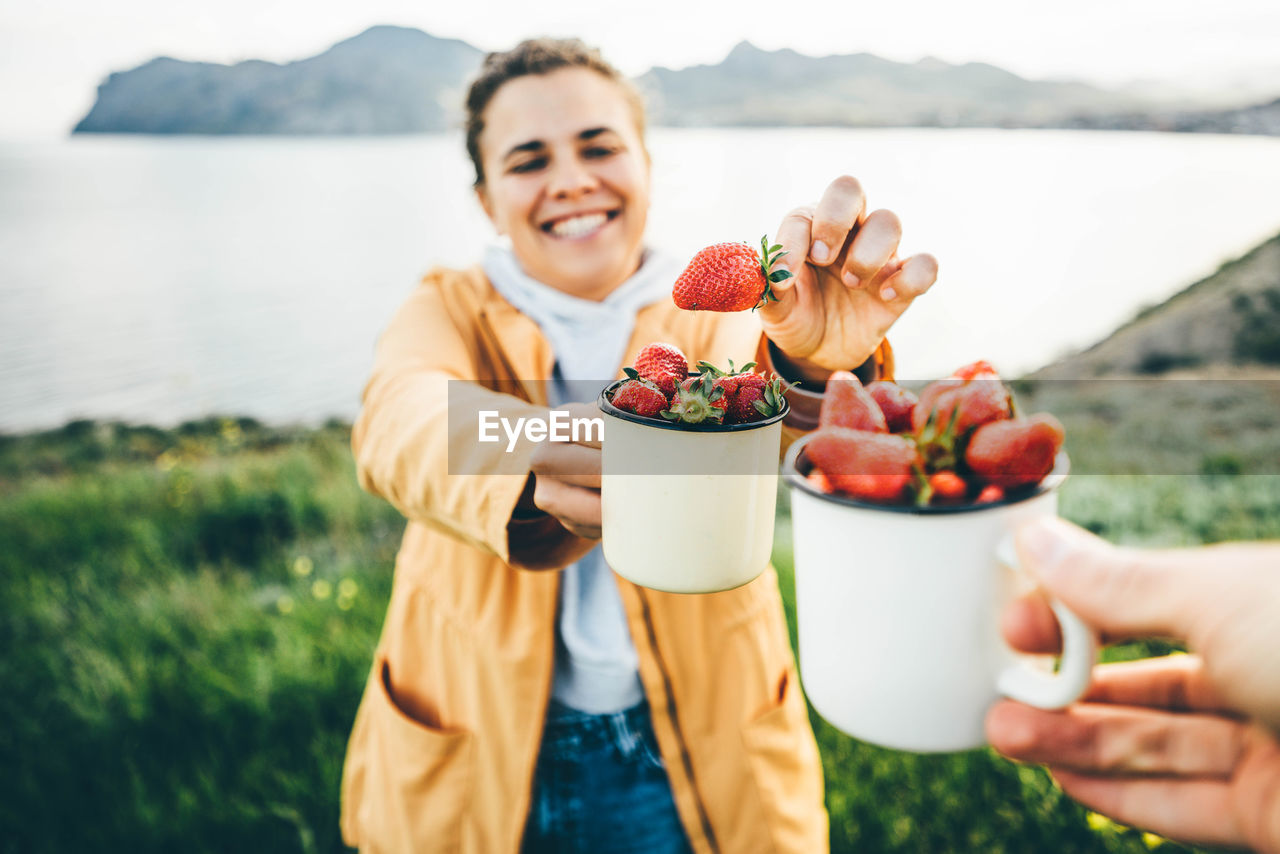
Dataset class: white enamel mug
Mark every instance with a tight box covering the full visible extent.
[598,378,788,594]
[783,435,1094,753]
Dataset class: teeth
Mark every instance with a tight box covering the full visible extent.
[550,213,608,238]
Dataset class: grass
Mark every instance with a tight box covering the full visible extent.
[2,408,1277,853]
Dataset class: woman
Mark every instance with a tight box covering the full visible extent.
[339,38,938,854]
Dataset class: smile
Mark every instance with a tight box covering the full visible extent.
[542,210,619,239]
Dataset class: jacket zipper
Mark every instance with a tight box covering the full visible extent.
[637,587,720,854]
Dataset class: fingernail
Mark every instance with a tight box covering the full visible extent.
[842,271,860,288]
[811,241,829,263]
[880,286,897,301]
[1018,518,1073,584]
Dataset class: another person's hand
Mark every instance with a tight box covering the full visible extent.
[760,175,939,375]
[527,402,603,545]
[986,516,1280,853]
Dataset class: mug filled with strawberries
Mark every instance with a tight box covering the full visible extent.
[782,361,1097,753]
[599,342,789,594]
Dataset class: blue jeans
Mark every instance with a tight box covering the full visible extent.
[521,700,694,854]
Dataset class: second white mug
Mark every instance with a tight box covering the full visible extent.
[783,436,1094,753]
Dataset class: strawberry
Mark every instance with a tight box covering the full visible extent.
[629,342,688,399]
[664,373,727,424]
[612,379,668,419]
[672,236,793,312]
[820,371,888,433]
[926,470,969,504]
[952,360,999,381]
[964,414,1065,489]
[806,428,919,504]
[866,381,918,433]
[976,485,1005,504]
[806,470,836,494]
[911,362,1013,476]
[911,375,1012,437]
[700,362,787,423]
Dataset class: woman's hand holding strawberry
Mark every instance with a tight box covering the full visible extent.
[760,175,939,374]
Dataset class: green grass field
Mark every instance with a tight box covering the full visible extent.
[2,407,1277,853]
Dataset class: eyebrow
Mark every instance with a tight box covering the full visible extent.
[502,127,617,161]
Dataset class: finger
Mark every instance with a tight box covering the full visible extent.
[808,175,866,267]
[1001,590,1179,654]
[1014,517,1214,644]
[529,441,601,482]
[771,205,816,297]
[986,699,1248,777]
[1001,589,1064,654]
[1084,656,1234,714]
[1050,770,1245,851]
[876,252,938,303]
[842,209,902,287]
[533,479,601,538]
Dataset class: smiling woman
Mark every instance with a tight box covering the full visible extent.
[339,36,933,854]
[472,65,651,301]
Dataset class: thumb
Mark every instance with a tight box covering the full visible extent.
[1015,517,1206,644]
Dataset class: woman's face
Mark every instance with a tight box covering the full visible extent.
[476,68,651,301]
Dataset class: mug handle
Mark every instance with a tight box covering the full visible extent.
[993,534,1097,709]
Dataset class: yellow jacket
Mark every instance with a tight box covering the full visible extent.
[340,265,890,854]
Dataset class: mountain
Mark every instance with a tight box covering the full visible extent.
[74,26,483,134]
[636,41,1139,128]
[1031,232,1280,379]
[72,29,1280,135]
[1058,96,1280,135]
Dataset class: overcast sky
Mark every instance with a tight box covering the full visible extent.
[3,0,1279,138]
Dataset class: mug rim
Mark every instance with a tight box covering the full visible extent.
[598,375,791,433]
[782,431,1069,515]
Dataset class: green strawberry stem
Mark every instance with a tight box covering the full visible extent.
[912,465,934,507]
[755,235,793,310]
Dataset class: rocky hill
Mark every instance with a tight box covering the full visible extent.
[1031,232,1280,378]
[74,26,482,134]
[636,41,1137,128]
[73,27,1280,136]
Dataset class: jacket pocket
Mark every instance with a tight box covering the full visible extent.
[353,658,475,853]
[740,667,828,854]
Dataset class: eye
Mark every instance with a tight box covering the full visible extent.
[510,157,547,174]
[583,145,617,159]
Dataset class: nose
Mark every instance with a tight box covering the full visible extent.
[547,154,599,199]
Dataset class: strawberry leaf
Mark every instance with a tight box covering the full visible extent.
[695,360,723,377]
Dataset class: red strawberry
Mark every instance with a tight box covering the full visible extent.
[631,343,688,398]
[820,371,889,433]
[976,485,1005,504]
[612,379,668,419]
[672,236,792,312]
[911,376,1012,437]
[964,414,1065,489]
[714,370,787,423]
[718,373,762,423]
[806,428,919,504]
[664,373,727,424]
[927,470,969,504]
[866,381,918,433]
[806,470,836,494]
[952,360,999,381]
